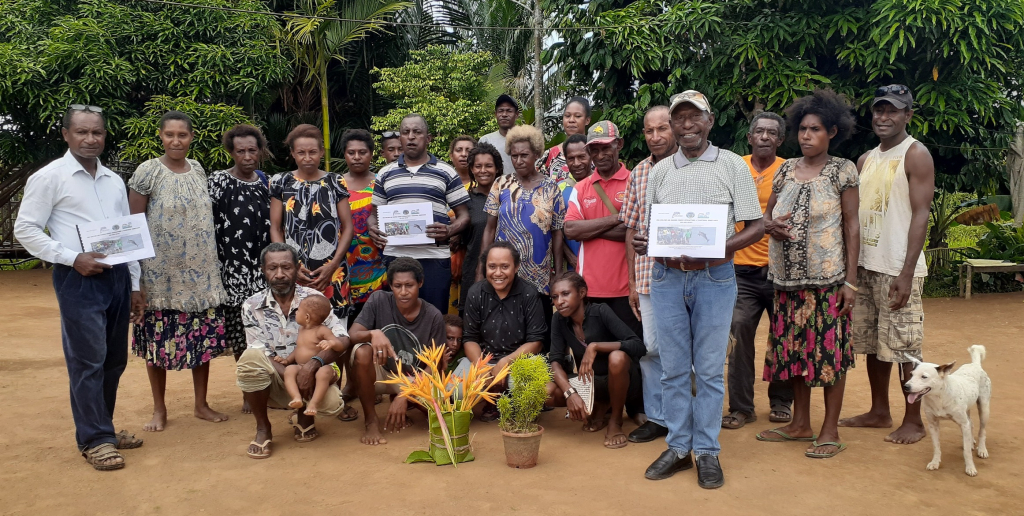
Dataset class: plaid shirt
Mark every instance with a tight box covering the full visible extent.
[619,155,658,295]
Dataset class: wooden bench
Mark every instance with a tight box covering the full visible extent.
[958,260,1024,299]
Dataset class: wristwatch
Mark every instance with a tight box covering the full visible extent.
[563,387,578,400]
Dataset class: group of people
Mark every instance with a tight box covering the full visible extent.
[15,83,934,488]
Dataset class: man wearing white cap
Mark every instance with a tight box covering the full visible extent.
[628,91,764,488]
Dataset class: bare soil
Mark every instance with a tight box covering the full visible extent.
[1,269,1021,515]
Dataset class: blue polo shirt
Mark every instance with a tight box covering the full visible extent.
[373,154,471,260]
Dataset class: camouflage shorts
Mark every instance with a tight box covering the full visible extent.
[851,268,925,363]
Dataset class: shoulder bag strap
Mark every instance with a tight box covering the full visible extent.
[592,181,619,216]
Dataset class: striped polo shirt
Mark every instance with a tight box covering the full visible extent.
[373,154,470,260]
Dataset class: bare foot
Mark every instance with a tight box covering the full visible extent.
[288,398,304,409]
[583,416,609,433]
[195,405,229,423]
[361,421,388,445]
[838,411,892,428]
[632,413,648,427]
[143,410,166,432]
[304,403,318,417]
[884,422,926,444]
[241,397,252,414]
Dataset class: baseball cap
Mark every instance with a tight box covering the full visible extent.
[495,94,520,111]
[669,90,712,114]
[872,84,913,109]
[586,120,621,145]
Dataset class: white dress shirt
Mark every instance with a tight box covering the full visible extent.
[14,150,141,290]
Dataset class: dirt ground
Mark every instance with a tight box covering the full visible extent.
[1,269,1021,515]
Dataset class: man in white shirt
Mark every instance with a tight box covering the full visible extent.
[14,106,146,471]
[478,94,520,175]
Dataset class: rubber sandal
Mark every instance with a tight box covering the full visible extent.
[290,415,319,443]
[247,439,272,459]
[805,440,847,459]
[604,433,628,449]
[82,443,125,471]
[755,428,816,442]
[114,430,144,449]
[769,403,793,423]
[721,411,757,429]
[337,405,359,422]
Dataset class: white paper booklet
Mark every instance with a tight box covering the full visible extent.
[76,213,155,265]
[377,202,435,245]
[648,204,728,258]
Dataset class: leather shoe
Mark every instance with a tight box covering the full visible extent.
[644,449,693,480]
[696,455,725,489]
[629,421,668,443]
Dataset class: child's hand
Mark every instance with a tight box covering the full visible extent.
[318,339,332,351]
[273,356,287,364]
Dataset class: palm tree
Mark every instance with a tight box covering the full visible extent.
[284,0,410,170]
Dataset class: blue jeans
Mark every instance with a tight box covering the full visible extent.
[650,260,737,457]
[383,256,451,314]
[52,264,131,451]
[637,293,665,427]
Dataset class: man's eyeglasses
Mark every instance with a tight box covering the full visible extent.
[68,104,103,114]
[875,85,909,97]
[381,131,399,139]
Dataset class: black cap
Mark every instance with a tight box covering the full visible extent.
[872,84,914,110]
[495,94,520,111]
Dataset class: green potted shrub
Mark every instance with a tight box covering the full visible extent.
[497,354,551,469]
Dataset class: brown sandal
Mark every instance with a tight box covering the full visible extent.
[114,430,144,449]
[82,443,125,471]
[721,411,757,430]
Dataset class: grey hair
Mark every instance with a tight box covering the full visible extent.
[749,111,786,137]
[259,242,298,268]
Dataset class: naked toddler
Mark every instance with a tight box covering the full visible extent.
[274,295,345,416]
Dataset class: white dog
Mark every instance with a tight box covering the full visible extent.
[902,345,991,476]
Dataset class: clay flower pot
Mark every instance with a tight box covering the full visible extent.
[500,425,544,469]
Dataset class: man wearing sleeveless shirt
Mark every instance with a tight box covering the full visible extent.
[839,85,935,445]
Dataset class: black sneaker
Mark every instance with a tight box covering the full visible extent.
[696,455,724,489]
[644,449,693,480]
[628,421,669,443]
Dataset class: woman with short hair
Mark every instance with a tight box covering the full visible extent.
[340,128,386,322]
[459,142,502,313]
[128,110,230,432]
[758,89,860,459]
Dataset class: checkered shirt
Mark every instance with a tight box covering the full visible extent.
[619,154,658,294]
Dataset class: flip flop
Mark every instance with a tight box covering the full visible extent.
[114,430,144,449]
[337,405,359,422]
[805,440,847,459]
[290,415,319,443]
[769,403,793,423]
[247,439,272,459]
[604,433,628,449]
[721,411,757,429]
[755,428,817,442]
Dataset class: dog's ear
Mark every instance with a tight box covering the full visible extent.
[937,361,957,375]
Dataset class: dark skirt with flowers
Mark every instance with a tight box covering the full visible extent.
[763,284,854,387]
[132,307,228,370]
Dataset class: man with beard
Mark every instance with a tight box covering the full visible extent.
[368,114,471,314]
[479,94,520,176]
[721,112,795,431]
[236,242,352,459]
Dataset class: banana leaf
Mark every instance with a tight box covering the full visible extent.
[405,410,474,466]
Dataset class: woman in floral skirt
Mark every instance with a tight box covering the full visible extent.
[758,89,860,459]
[128,110,230,432]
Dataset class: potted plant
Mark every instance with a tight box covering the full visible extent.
[497,354,552,469]
[382,342,508,467]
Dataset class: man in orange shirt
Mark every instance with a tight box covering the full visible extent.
[721,112,794,430]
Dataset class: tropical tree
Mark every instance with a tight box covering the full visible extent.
[283,0,410,170]
[548,0,1024,193]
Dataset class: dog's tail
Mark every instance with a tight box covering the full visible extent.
[968,345,986,365]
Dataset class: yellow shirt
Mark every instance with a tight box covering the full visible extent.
[734,155,784,267]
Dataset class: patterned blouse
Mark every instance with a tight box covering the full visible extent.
[241,285,348,359]
[345,179,387,304]
[208,170,270,307]
[484,174,566,294]
[768,157,859,291]
[127,158,228,312]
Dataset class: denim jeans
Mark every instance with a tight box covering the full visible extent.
[637,293,664,426]
[52,263,131,451]
[650,260,737,457]
[727,265,793,415]
[383,256,451,314]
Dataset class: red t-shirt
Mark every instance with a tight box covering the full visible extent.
[565,163,631,298]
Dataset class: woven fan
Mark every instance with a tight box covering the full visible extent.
[568,376,595,415]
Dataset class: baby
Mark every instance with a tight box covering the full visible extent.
[274,295,345,416]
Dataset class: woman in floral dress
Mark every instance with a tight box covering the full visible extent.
[758,90,860,459]
[128,111,230,432]
[269,124,354,318]
[209,124,271,413]
[339,128,386,322]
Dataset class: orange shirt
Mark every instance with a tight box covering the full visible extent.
[734,155,784,267]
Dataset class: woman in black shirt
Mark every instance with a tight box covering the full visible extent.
[547,271,645,449]
[458,142,502,313]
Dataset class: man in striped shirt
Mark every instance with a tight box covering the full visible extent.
[619,105,677,444]
[369,114,470,313]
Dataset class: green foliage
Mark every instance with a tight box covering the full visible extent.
[497,354,551,434]
[371,46,501,160]
[965,222,1024,262]
[548,0,1024,193]
[0,0,291,170]
[121,97,256,171]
